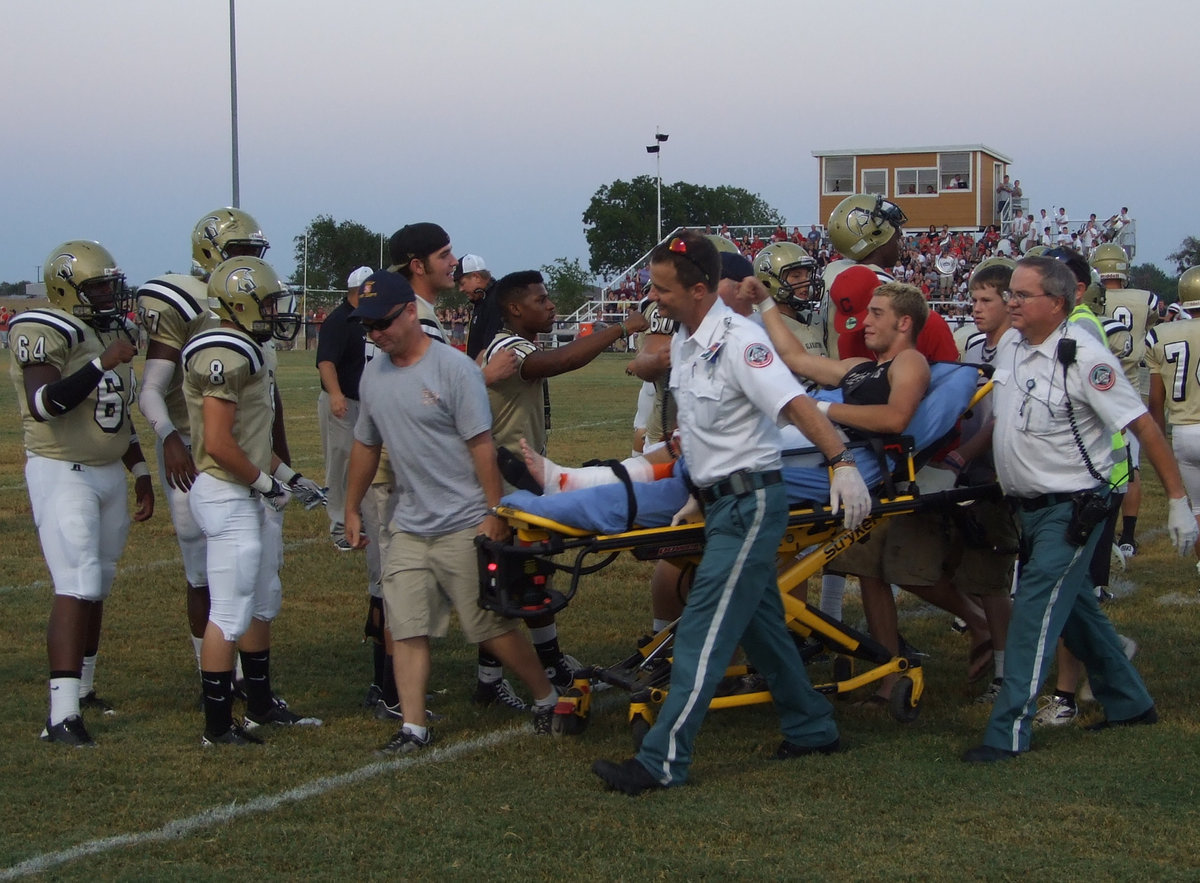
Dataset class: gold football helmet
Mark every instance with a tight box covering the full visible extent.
[1178,266,1200,311]
[968,256,1016,287]
[827,194,906,260]
[192,208,270,278]
[42,240,130,331]
[705,234,741,254]
[1023,244,1050,258]
[754,241,824,312]
[207,257,299,342]
[1091,243,1130,284]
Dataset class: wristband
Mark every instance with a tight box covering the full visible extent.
[619,322,629,339]
[273,463,298,485]
[131,462,151,480]
[943,450,966,473]
[816,400,832,416]
[758,298,776,314]
[251,471,275,494]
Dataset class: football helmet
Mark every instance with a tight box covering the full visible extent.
[42,240,130,332]
[827,194,907,260]
[705,234,741,254]
[754,242,824,312]
[1091,243,1130,284]
[192,208,270,278]
[968,256,1016,287]
[1178,266,1200,311]
[207,257,299,343]
[1023,244,1050,258]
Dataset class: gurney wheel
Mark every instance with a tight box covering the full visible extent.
[631,716,652,751]
[889,675,920,724]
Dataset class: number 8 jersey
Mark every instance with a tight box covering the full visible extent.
[8,309,136,465]
[182,326,276,484]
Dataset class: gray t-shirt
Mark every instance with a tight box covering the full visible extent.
[355,342,492,536]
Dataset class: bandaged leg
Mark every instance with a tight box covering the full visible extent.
[520,438,667,495]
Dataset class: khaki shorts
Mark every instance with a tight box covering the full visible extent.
[946,498,1019,597]
[381,525,515,644]
[826,509,949,587]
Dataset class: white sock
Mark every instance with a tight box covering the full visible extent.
[993,650,1005,680]
[78,654,97,697]
[533,689,558,709]
[528,624,557,645]
[191,636,204,670]
[478,664,503,685]
[403,723,428,740]
[819,574,846,621]
[50,677,81,725]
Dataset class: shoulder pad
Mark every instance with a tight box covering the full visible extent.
[137,276,208,321]
[183,330,264,375]
[8,309,88,346]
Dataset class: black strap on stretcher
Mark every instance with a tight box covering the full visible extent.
[582,458,638,532]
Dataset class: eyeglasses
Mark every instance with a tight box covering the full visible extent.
[361,306,405,332]
[667,237,713,286]
[1003,290,1055,304]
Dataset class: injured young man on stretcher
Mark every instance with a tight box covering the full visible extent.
[499,279,995,699]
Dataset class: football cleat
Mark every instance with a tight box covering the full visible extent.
[202,723,264,747]
[79,691,116,716]
[40,715,96,747]
[244,696,322,730]
[376,727,433,756]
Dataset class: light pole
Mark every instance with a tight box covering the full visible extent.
[229,0,240,208]
[645,128,669,243]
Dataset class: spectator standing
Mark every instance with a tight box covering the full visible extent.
[317,266,372,550]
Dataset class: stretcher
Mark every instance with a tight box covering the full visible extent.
[477,362,999,739]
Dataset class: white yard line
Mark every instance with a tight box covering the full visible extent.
[0,725,529,880]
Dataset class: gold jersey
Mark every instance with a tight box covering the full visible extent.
[1145,318,1200,426]
[1103,288,1158,386]
[182,327,276,484]
[484,331,546,455]
[642,300,679,443]
[780,312,828,392]
[8,309,137,465]
[136,274,217,437]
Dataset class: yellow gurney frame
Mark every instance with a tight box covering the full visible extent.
[477,381,998,740]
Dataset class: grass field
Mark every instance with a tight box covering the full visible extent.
[2,349,1199,881]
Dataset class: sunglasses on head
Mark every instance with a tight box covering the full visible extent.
[667,236,712,286]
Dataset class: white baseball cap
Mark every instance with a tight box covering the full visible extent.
[458,254,487,275]
[347,266,373,289]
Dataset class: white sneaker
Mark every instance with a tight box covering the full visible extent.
[1033,694,1078,727]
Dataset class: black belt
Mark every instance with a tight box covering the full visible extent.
[1007,492,1077,512]
[698,469,782,505]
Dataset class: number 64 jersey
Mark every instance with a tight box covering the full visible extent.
[8,309,136,465]
[182,326,276,484]
[1145,318,1200,426]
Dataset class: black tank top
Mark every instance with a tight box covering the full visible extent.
[839,359,892,407]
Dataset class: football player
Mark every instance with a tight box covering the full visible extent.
[11,241,154,746]
[1145,266,1200,576]
[182,257,320,745]
[138,209,323,698]
[1093,243,1159,557]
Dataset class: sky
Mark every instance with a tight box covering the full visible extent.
[1,0,1196,289]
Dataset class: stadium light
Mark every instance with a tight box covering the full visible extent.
[645,128,669,244]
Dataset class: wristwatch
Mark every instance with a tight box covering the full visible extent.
[824,449,856,469]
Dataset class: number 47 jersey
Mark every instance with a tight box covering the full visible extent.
[7,309,136,466]
[1145,318,1200,426]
